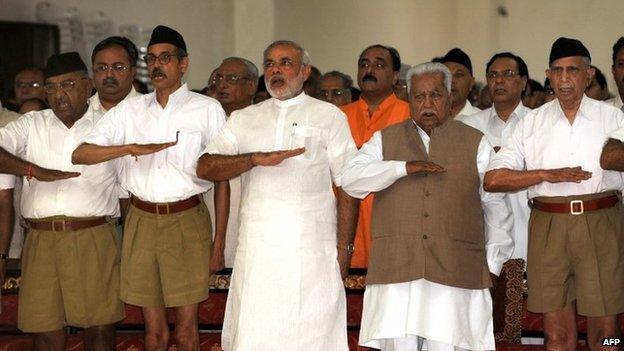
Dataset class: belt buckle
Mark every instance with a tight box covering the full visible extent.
[570,200,584,215]
[156,203,170,215]
[52,219,66,232]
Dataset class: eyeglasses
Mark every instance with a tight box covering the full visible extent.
[486,70,520,80]
[263,58,299,69]
[43,78,88,94]
[14,81,42,89]
[320,89,348,99]
[93,63,131,73]
[143,52,181,66]
[210,74,250,85]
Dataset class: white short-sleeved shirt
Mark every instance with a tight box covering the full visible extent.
[83,84,226,202]
[0,105,120,218]
[487,96,624,198]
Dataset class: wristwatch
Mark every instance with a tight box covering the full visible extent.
[337,243,355,255]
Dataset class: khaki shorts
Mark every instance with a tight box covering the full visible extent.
[18,219,124,332]
[527,192,624,317]
[120,203,212,307]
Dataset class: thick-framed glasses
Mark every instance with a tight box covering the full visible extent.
[14,81,42,89]
[93,63,131,73]
[320,89,347,99]
[43,78,88,94]
[210,74,250,85]
[486,70,520,80]
[143,52,180,66]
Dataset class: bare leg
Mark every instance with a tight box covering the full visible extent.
[33,329,66,351]
[174,303,200,351]
[543,303,578,351]
[587,314,622,351]
[83,323,116,351]
[143,307,169,351]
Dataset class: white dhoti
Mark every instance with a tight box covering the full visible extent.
[359,279,495,351]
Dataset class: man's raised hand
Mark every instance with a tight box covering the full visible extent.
[250,148,305,167]
[128,141,178,160]
[406,160,446,175]
[542,166,592,183]
[31,166,81,182]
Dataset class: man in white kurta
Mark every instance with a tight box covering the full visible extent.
[459,52,532,262]
[342,62,513,351]
[197,40,358,351]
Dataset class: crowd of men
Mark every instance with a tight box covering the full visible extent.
[0,24,623,351]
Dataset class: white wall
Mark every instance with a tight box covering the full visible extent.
[274,0,458,81]
[2,0,624,93]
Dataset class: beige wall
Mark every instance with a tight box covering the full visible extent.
[2,0,623,93]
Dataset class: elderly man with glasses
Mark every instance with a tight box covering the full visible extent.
[0,51,122,351]
[8,67,46,111]
[204,56,258,268]
[486,38,624,351]
[72,25,229,351]
[211,57,258,117]
[319,70,353,107]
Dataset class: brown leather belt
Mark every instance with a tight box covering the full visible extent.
[531,195,619,215]
[27,217,108,232]
[130,195,201,215]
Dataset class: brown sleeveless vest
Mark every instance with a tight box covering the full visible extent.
[367,118,492,289]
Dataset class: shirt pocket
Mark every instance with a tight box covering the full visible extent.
[167,131,203,169]
[288,125,322,160]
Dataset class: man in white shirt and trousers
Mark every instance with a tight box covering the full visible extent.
[196,40,359,351]
[459,52,532,265]
[485,37,624,351]
[342,61,513,351]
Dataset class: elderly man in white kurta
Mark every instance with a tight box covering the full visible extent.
[459,52,532,263]
[342,62,513,351]
[197,40,359,350]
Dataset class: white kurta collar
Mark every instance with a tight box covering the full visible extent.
[272,91,307,108]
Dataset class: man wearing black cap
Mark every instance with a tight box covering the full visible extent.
[73,25,229,351]
[485,37,624,351]
[441,48,481,119]
[0,51,124,350]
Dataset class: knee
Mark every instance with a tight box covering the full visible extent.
[545,330,576,351]
[587,324,621,346]
[174,328,198,351]
[145,328,169,351]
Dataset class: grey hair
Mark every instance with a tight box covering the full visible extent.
[549,56,591,69]
[222,56,259,81]
[321,70,353,89]
[406,62,452,94]
[263,40,311,66]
